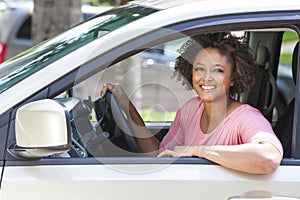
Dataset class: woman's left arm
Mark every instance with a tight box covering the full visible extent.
[158,142,282,174]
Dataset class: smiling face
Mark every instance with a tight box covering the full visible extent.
[192,48,234,103]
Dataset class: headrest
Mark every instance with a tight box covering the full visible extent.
[256,46,269,68]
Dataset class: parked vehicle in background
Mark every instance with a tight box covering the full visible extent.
[0,0,300,199]
[0,1,111,62]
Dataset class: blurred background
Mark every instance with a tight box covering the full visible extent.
[0,0,132,63]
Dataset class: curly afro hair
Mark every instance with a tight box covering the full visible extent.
[174,32,258,96]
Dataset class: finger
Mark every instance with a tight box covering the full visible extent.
[157,149,173,157]
[106,83,115,91]
[109,84,123,98]
[100,83,110,98]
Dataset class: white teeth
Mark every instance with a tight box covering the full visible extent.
[201,85,215,90]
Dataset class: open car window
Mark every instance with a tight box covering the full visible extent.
[73,37,194,123]
[70,37,196,156]
[63,28,299,159]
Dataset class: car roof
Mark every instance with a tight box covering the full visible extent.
[132,0,300,12]
[131,0,200,10]
[125,0,300,36]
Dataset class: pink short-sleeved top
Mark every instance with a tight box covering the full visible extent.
[159,97,283,155]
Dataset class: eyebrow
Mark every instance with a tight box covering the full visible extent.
[214,64,225,68]
[194,63,225,68]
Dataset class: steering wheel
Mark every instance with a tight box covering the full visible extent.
[102,92,140,153]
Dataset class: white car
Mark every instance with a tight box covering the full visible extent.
[0,0,300,199]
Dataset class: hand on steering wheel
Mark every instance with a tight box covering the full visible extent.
[99,83,140,153]
[100,83,129,111]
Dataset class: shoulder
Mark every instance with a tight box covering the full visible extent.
[228,103,273,131]
[227,103,270,128]
[231,103,263,117]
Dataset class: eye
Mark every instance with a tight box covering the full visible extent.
[212,68,224,73]
[194,66,205,72]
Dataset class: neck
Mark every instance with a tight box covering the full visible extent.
[203,98,233,118]
[201,98,233,134]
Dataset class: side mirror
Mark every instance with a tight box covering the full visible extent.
[8,99,72,159]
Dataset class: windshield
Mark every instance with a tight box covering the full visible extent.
[0,5,157,93]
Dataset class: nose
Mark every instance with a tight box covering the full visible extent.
[202,71,213,81]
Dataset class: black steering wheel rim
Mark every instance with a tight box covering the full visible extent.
[104,92,140,153]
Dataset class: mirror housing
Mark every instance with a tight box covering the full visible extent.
[8,99,72,159]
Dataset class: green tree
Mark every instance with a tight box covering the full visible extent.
[86,0,132,6]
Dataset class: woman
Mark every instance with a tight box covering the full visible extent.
[101,32,283,174]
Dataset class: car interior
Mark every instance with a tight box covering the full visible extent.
[50,28,297,159]
[6,28,300,160]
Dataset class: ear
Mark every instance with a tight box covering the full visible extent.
[230,79,234,87]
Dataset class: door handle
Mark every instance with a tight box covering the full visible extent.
[229,190,300,199]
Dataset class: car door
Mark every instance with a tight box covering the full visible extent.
[1,10,300,200]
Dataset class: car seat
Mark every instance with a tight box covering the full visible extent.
[274,42,299,158]
[247,45,277,121]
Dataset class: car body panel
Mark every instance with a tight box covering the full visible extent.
[0,0,299,199]
[1,159,300,199]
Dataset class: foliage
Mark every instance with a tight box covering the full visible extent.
[86,0,116,6]
[279,32,299,65]
[280,53,293,65]
[282,32,299,43]
[141,109,176,122]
